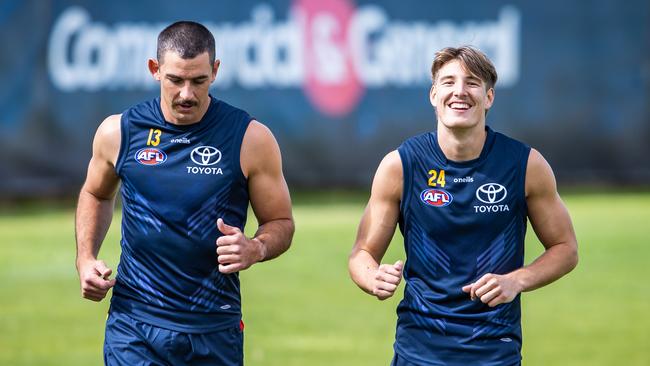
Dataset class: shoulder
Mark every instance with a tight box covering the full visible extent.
[94,114,122,165]
[95,114,121,145]
[243,120,274,143]
[241,120,281,177]
[371,150,403,201]
[242,120,277,150]
[377,150,403,176]
[525,148,556,198]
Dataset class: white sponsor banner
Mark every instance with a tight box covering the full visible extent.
[48,2,520,116]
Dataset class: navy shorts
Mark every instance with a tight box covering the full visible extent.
[391,353,520,366]
[104,310,243,366]
[391,353,420,366]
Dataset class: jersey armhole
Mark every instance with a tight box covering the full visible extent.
[114,113,130,175]
[232,115,253,182]
[521,145,532,214]
[398,146,411,215]
[224,115,253,230]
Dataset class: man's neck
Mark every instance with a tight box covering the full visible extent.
[436,123,487,162]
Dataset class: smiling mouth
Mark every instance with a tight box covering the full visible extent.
[449,102,471,110]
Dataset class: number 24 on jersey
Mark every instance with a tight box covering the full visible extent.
[428,169,446,187]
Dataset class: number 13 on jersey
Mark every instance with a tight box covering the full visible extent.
[428,169,446,187]
[147,129,161,146]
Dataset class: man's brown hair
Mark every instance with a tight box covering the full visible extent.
[431,46,498,90]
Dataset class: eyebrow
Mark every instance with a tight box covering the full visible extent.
[438,75,482,83]
[166,73,209,81]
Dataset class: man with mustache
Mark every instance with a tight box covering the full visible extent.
[75,21,294,365]
[348,46,578,365]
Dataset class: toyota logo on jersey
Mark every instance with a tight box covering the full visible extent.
[190,146,222,166]
[475,183,507,204]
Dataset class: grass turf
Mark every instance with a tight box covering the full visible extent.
[0,192,648,365]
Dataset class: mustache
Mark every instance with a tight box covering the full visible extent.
[173,99,198,107]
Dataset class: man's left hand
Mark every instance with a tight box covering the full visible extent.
[462,273,523,307]
[216,218,266,274]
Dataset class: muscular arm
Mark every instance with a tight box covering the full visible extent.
[348,151,404,300]
[75,114,121,301]
[216,121,294,273]
[514,148,579,290]
[465,148,578,306]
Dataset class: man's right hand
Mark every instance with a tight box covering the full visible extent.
[77,259,116,302]
[370,260,404,300]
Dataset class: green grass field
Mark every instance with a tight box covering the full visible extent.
[1,192,649,365]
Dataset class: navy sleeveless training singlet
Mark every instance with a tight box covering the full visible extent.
[110,95,252,333]
[394,126,531,365]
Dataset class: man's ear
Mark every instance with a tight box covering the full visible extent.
[148,58,161,81]
[485,87,495,109]
[212,59,221,81]
[429,84,437,108]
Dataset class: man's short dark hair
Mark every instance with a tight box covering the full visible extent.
[157,21,215,65]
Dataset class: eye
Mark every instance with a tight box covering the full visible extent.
[168,77,182,85]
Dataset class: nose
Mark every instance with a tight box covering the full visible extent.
[453,82,468,96]
[179,81,193,100]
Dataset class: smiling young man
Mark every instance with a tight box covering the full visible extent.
[75,21,294,365]
[348,46,578,365]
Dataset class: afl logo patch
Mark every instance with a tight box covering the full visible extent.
[135,148,167,166]
[420,189,453,207]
